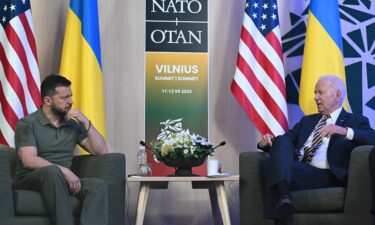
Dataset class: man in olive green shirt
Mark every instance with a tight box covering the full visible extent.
[14,74,108,225]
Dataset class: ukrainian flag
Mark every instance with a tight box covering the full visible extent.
[299,0,348,115]
[59,0,106,137]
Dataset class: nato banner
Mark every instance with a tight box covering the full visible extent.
[145,0,208,176]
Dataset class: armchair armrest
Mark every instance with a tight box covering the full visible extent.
[240,150,270,225]
[71,153,126,225]
[71,153,125,181]
[0,147,15,223]
[344,145,373,214]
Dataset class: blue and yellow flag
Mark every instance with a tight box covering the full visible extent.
[59,0,106,137]
[299,0,348,114]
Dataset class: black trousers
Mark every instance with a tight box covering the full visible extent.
[14,165,108,225]
[263,135,343,219]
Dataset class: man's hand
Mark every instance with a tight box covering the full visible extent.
[259,134,275,148]
[59,166,81,194]
[69,109,108,155]
[67,109,90,130]
[318,124,347,138]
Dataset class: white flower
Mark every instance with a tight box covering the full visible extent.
[194,135,206,143]
[190,146,196,154]
[191,133,200,140]
[152,119,215,161]
[163,139,172,146]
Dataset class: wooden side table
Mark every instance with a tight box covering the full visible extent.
[127,175,239,225]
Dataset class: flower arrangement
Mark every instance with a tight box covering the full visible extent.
[151,118,214,162]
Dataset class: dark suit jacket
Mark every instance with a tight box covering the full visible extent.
[260,109,375,184]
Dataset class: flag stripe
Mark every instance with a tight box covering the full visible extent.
[6,22,40,109]
[238,39,286,106]
[19,11,38,63]
[0,1,41,146]
[231,0,288,136]
[70,0,102,67]
[231,80,274,135]
[265,30,283,63]
[242,14,285,84]
[0,102,15,145]
[0,126,7,145]
[240,25,286,98]
[236,54,288,127]
[0,78,19,130]
[0,44,27,117]
[0,27,37,114]
[310,0,343,51]
[233,67,286,135]
[0,100,15,145]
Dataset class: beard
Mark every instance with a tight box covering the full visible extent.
[51,103,71,118]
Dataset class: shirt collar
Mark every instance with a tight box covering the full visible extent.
[326,107,342,124]
[36,107,50,126]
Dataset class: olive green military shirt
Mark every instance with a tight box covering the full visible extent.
[14,108,88,179]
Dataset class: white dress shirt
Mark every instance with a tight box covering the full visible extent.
[299,107,354,169]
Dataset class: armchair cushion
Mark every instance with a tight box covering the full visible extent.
[292,187,345,212]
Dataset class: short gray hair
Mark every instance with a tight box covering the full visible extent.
[318,75,347,104]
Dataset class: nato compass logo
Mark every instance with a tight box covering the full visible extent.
[280,0,375,126]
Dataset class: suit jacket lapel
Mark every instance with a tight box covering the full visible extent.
[335,109,349,127]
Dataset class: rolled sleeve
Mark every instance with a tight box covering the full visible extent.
[15,120,36,149]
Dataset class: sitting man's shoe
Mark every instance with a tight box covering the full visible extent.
[276,195,294,218]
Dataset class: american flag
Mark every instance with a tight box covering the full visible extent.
[0,0,41,146]
[231,0,288,136]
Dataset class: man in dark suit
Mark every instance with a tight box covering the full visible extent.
[258,75,375,225]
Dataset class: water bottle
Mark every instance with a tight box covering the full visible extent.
[137,146,151,176]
